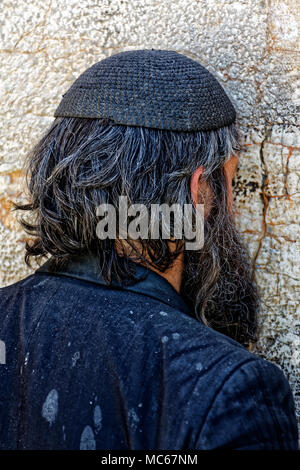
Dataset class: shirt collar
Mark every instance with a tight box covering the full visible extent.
[35,253,193,316]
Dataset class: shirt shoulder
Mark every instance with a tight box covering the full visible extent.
[136,302,298,450]
[192,357,299,449]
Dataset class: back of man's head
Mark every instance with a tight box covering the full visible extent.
[16,49,259,347]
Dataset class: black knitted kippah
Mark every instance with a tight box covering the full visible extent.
[54,49,236,132]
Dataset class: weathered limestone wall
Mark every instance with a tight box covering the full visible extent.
[0,0,299,425]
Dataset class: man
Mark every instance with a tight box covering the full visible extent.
[0,49,298,450]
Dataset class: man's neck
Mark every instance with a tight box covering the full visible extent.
[115,240,184,294]
[146,251,184,294]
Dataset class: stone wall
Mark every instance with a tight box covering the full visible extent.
[0,0,299,427]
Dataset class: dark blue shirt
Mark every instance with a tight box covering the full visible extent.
[0,254,298,449]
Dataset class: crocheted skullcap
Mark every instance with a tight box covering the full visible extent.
[54,49,236,132]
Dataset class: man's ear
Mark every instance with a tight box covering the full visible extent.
[190,166,205,205]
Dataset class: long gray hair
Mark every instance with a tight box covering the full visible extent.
[16,117,258,347]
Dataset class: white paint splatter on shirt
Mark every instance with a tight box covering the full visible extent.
[128,408,140,432]
[41,389,59,426]
[94,405,102,433]
[80,425,96,450]
[71,351,80,367]
[24,352,29,366]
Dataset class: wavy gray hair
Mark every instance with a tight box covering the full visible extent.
[16,117,259,347]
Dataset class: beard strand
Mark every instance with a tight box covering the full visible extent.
[181,208,259,348]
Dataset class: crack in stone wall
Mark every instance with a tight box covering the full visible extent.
[0,0,299,429]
